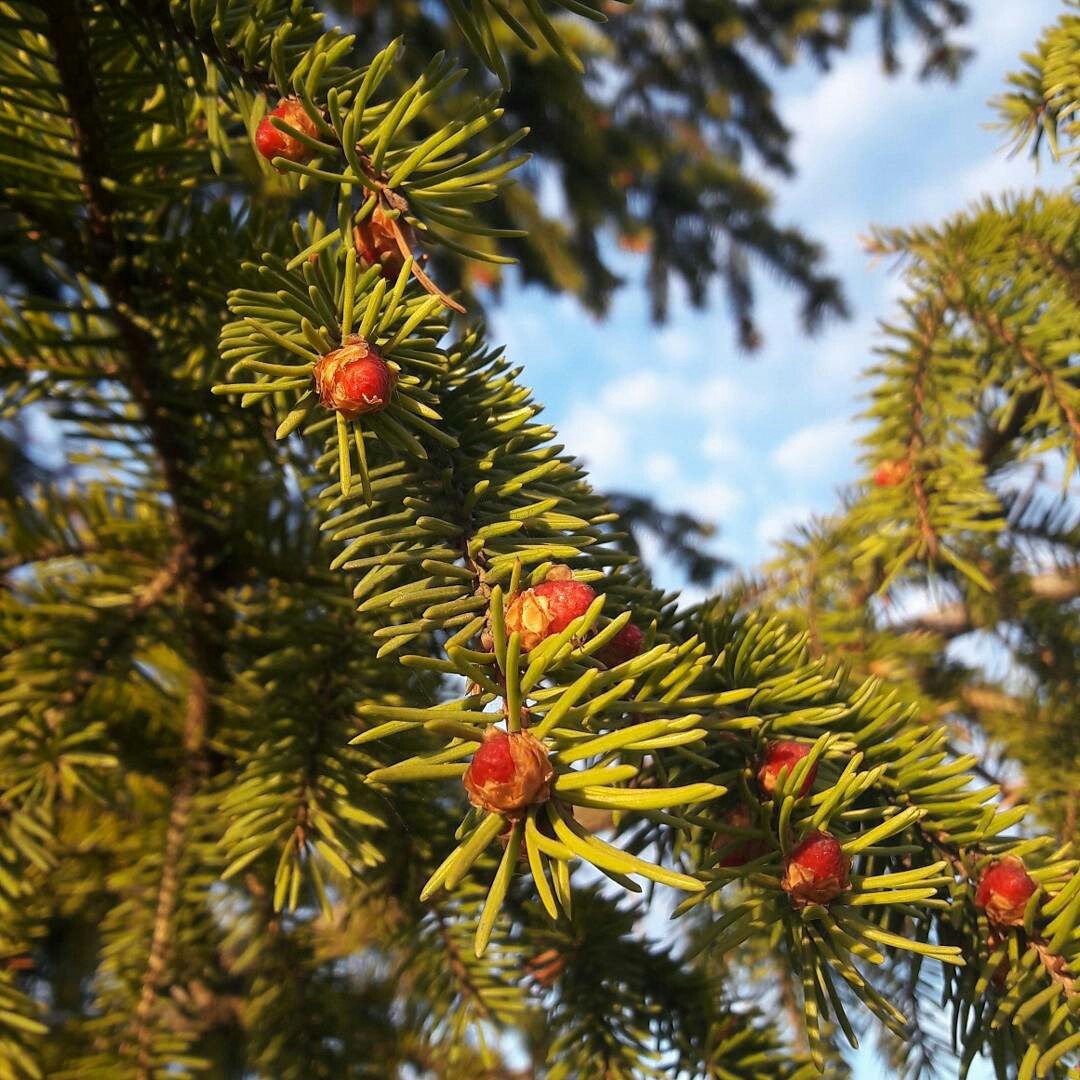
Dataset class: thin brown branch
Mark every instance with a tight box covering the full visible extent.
[431,904,492,1022]
[978,389,1040,470]
[958,686,1025,717]
[1033,937,1078,999]
[137,0,275,92]
[39,543,187,735]
[907,306,941,560]
[1062,789,1077,846]
[129,671,210,1071]
[0,540,104,576]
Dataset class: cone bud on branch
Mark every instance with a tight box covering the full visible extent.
[463,727,555,818]
[976,856,1038,928]
[781,831,850,907]
[596,620,644,667]
[758,740,816,798]
[711,803,766,868]
[313,337,397,418]
[503,568,596,651]
[873,459,910,487]
[355,204,409,279]
[255,98,319,165]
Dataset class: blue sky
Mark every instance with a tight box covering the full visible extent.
[490,0,1068,602]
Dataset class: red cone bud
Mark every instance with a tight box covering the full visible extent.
[255,99,319,166]
[757,741,816,798]
[873,459,910,487]
[596,621,644,667]
[312,337,396,419]
[975,857,1037,928]
[355,205,407,279]
[781,831,850,907]
[503,569,596,651]
[711,803,766,868]
[463,727,555,818]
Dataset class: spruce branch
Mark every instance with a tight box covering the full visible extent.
[958,298,1080,464]
[37,3,232,1072]
[906,305,942,561]
[4,1,1080,1075]
[128,671,209,1078]
[891,570,1080,639]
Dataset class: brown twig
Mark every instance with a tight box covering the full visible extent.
[907,305,941,560]
[431,904,491,1021]
[129,672,210,1067]
[890,570,1080,639]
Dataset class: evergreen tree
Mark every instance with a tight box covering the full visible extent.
[320,0,972,341]
[0,3,1076,1080]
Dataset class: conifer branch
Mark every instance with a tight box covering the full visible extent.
[0,540,103,577]
[1020,233,1080,308]
[40,5,225,1071]
[962,300,1080,461]
[893,570,1080,638]
[138,0,276,93]
[907,306,941,560]
[5,2,1079,1075]
[430,903,493,1022]
[129,670,210,1077]
[37,543,185,722]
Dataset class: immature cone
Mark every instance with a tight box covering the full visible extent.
[711,803,766,868]
[355,205,407,279]
[596,621,644,667]
[975,856,1038,928]
[781,831,850,907]
[312,337,397,419]
[757,740,816,798]
[255,99,319,166]
[463,727,555,818]
[503,568,596,651]
[874,459,910,487]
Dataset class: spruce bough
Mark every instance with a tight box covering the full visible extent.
[0,1,1078,1077]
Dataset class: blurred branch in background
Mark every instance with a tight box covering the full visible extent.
[327,0,971,346]
[607,490,730,587]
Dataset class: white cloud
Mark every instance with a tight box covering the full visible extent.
[697,376,744,412]
[912,149,1052,222]
[600,371,666,412]
[555,294,588,322]
[671,478,744,523]
[643,452,679,484]
[597,370,746,418]
[755,503,815,550]
[771,417,858,481]
[701,429,744,463]
[652,325,697,364]
[782,44,923,177]
[696,481,744,522]
[560,404,627,487]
